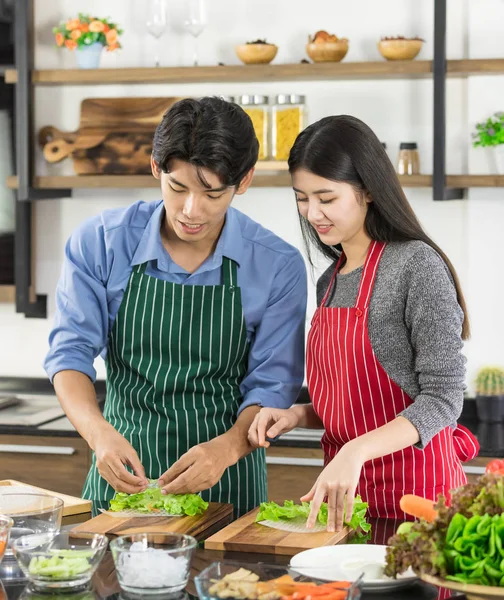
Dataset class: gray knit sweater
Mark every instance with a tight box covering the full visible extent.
[316,241,466,449]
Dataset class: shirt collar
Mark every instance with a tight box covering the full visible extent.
[131,201,244,273]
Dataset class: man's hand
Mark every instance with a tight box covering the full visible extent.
[158,436,236,494]
[94,425,149,494]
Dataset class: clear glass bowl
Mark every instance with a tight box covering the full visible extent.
[12,531,108,591]
[195,561,362,600]
[0,494,63,563]
[0,515,14,565]
[110,532,197,595]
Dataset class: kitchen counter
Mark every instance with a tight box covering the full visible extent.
[0,518,462,600]
[0,377,503,458]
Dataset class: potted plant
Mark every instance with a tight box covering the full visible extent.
[472,112,504,174]
[475,366,504,423]
[53,13,123,69]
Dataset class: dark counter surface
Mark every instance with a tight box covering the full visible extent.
[0,518,461,600]
[0,378,503,459]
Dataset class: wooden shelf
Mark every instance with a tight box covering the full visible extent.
[7,173,504,191]
[5,59,504,85]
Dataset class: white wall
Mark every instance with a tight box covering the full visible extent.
[1,0,503,390]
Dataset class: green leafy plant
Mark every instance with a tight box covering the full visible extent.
[53,13,123,52]
[475,367,504,397]
[472,112,504,147]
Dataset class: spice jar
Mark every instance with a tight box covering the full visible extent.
[272,94,306,161]
[397,142,420,175]
[237,95,269,161]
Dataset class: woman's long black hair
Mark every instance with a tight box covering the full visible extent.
[288,115,470,340]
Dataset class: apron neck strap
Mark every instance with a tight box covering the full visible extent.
[222,257,238,287]
[135,257,237,285]
[355,240,387,309]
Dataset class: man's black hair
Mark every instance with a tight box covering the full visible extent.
[152,96,259,188]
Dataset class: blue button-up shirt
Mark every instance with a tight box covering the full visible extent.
[44,200,307,413]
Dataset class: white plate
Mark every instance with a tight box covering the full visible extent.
[290,545,417,593]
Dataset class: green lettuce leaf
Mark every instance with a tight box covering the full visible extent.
[255,495,370,533]
[109,487,208,516]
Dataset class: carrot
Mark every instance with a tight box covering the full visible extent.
[325,582,351,590]
[399,494,438,522]
[310,592,347,600]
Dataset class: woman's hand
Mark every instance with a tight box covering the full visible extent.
[248,407,300,448]
[302,443,365,532]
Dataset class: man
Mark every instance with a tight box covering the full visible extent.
[44,96,307,516]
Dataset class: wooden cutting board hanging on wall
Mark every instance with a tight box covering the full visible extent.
[45,97,182,175]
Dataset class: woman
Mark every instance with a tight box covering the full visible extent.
[44,97,307,517]
[249,115,479,531]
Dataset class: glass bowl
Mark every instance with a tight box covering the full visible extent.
[12,531,108,591]
[0,515,14,565]
[195,561,362,600]
[110,532,197,595]
[0,494,63,562]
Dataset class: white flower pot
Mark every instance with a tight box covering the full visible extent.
[485,145,504,174]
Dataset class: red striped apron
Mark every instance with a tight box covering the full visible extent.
[307,240,479,519]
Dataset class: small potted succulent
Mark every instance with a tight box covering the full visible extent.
[475,366,504,423]
[53,13,123,69]
[472,112,504,174]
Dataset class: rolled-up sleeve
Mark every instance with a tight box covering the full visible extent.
[43,217,110,383]
[238,252,307,413]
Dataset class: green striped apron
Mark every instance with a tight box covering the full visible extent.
[82,257,267,517]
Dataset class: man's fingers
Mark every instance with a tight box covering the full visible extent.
[158,452,194,486]
[98,461,145,495]
[125,450,147,482]
[161,472,195,495]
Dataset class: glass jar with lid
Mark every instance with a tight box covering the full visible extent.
[271,94,306,161]
[397,142,420,175]
[237,95,269,161]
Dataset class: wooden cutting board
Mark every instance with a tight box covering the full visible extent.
[0,479,92,518]
[72,97,182,175]
[204,508,351,556]
[71,502,233,540]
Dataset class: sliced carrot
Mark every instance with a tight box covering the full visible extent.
[399,494,438,523]
[325,582,351,590]
[310,592,347,600]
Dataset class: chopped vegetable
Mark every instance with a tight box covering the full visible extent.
[29,554,92,580]
[385,473,504,587]
[255,497,370,534]
[208,570,352,600]
[109,487,208,516]
[399,495,438,523]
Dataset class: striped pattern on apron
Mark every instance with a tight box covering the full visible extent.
[83,257,267,517]
[307,240,479,519]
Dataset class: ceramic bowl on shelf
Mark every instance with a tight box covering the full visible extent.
[236,43,278,65]
[306,39,349,63]
[378,38,424,61]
